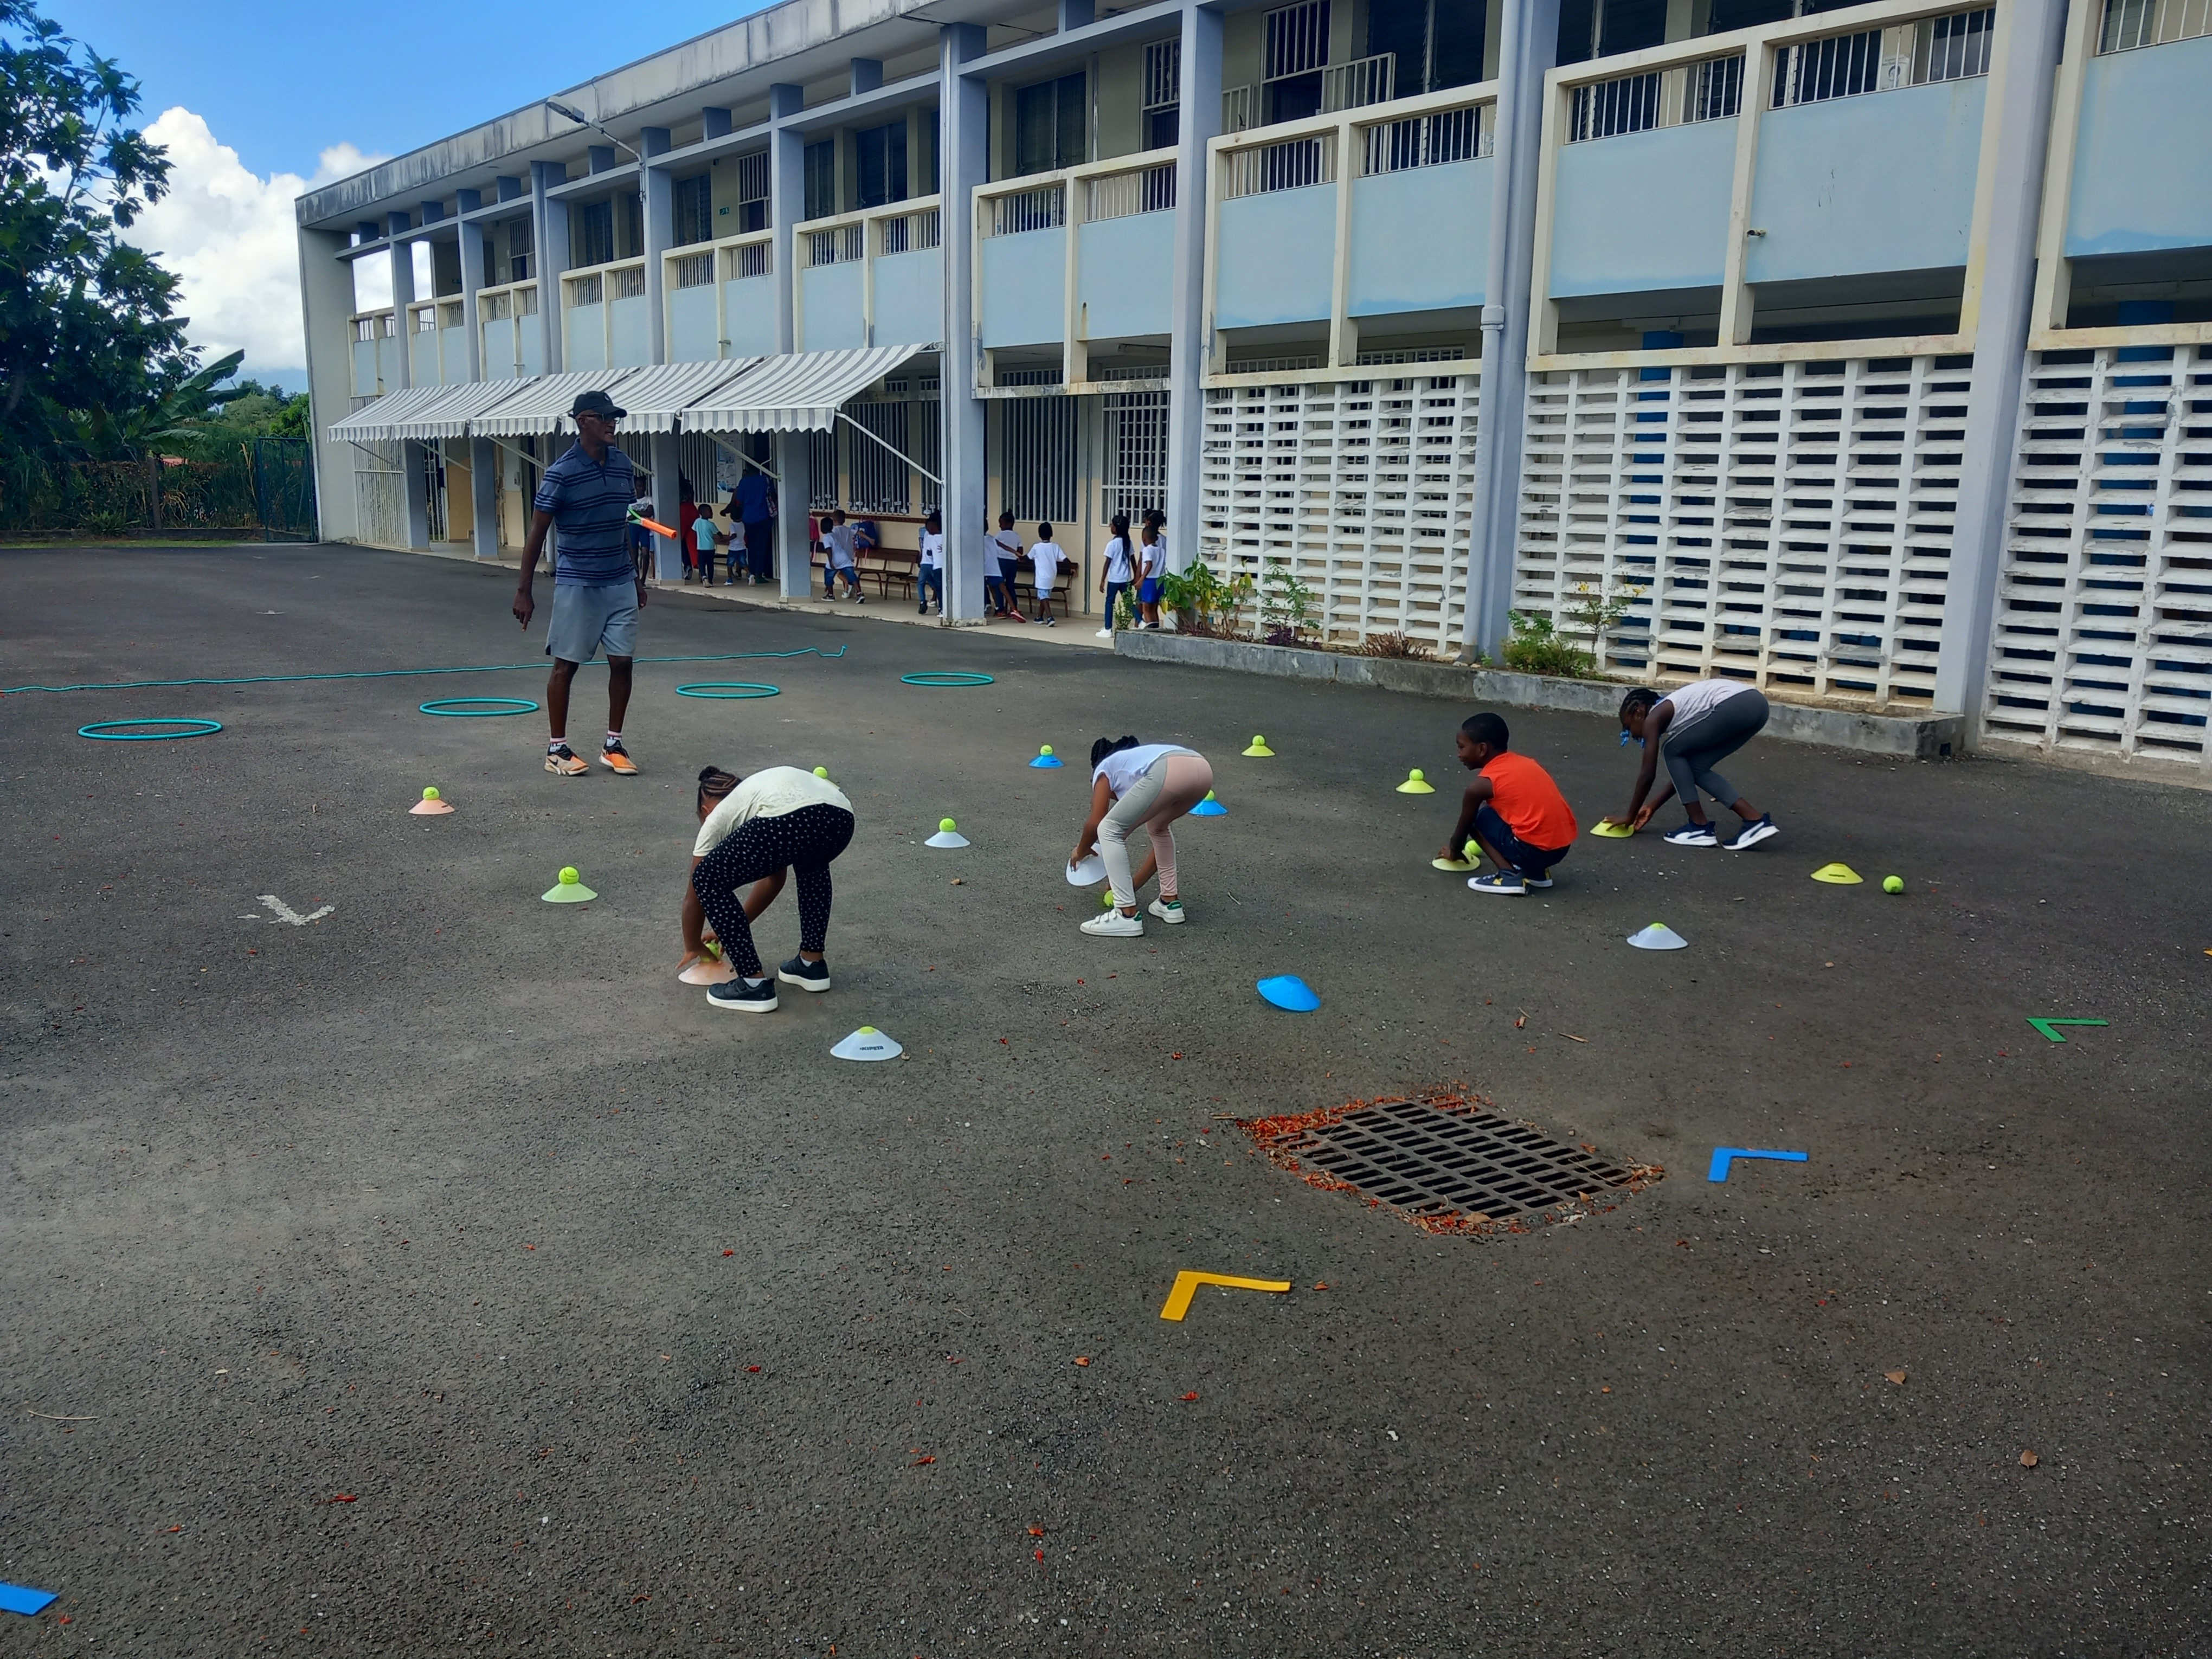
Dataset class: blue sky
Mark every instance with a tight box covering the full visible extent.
[54,1,771,178]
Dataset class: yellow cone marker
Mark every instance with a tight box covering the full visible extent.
[1159,1270,1293,1322]
[1810,863,1864,885]
[1242,734,1275,758]
[1396,768,1436,794]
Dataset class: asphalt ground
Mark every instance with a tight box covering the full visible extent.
[3,542,2207,1657]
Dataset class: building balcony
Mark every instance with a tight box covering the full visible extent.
[349,310,398,398]
[475,280,542,380]
[665,231,777,363]
[974,150,1179,388]
[407,298,472,385]
[793,197,943,355]
[562,257,650,372]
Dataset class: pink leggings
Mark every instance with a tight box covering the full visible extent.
[1099,751,1214,908]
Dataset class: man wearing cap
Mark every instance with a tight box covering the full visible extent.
[513,389,647,777]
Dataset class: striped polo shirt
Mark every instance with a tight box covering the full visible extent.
[533,441,637,587]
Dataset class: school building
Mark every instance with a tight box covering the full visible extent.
[295,0,2212,774]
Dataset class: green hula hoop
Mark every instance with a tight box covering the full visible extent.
[419,697,541,717]
[899,671,995,687]
[674,682,781,699]
[77,718,223,741]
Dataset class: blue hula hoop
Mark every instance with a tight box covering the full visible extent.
[899,672,995,687]
[674,682,781,699]
[77,718,223,741]
[419,697,541,717]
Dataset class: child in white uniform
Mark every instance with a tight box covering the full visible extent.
[1096,514,1134,638]
[917,510,944,615]
[1030,523,1064,626]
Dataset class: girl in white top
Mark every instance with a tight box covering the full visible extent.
[917,509,944,616]
[1136,516,1167,629]
[1096,513,1134,638]
[1605,680,1779,850]
[1030,522,1064,626]
[1069,736,1216,936]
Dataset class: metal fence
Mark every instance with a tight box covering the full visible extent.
[1570,53,1742,140]
[1,440,317,541]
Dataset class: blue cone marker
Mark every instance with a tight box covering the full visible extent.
[1257,975,1320,1012]
[0,1584,58,1617]
[1707,1147,1808,1182]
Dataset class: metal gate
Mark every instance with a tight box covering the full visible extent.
[999,395,1076,524]
[249,438,318,542]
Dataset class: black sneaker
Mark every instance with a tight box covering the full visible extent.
[777,955,831,992]
[706,978,778,1013]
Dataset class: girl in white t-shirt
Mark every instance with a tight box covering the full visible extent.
[917,509,944,615]
[1605,681,1779,850]
[1096,513,1134,638]
[1030,522,1064,626]
[1136,515,1167,629]
[1069,735,1215,936]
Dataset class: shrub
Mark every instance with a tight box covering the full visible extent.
[1501,610,1593,678]
[1350,631,1432,659]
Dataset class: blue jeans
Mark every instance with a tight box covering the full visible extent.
[1103,580,1129,629]
[1474,803,1571,878]
[918,566,943,608]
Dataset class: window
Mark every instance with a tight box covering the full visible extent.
[918,113,940,195]
[1014,72,1087,176]
[1264,0,1329,121]
[732,151,770,233]
[621,195,642,259]
[575,201,613,267]
[855,121,909,209]
[1000,396,1077,524]
[673,175,712,247]
[507,218,533,283]
[804,139,837,220]
[1103,389,1169,525]
[1364,0,1486,95]
[1144,39,1181,150]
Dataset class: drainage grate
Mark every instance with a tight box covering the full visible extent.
[1244,1092,1658,1232]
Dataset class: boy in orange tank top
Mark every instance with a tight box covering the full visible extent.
[1437,712,1580,896]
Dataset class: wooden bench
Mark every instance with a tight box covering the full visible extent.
[861,548,919,599]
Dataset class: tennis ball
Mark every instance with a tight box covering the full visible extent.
[1882,875,1904,894]
[1410,769,1425,782]
[559,866,580,885]
[813,766,829,777]
[940,818,956,832]
[1040,744,1054,756]
[422,786,440,801]
[1101,890,1116,909]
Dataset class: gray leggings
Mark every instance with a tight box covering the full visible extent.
[1662,688,1768,809]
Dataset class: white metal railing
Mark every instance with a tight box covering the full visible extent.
[987,183,1066,236]
[1265,0,1329,79]
[878,205,942,255]
[351,311,395,342]
[410,304,438,334]
[476,280,537,320]
[437,300,464,329]
[726,240,771,279]
[1223,85,1260,134]
[1222,129,1338,198]
[1770,7,1993,107]
[807,223,867,266]
[1569,52,1744,140]
[609,264,645,300]
[1322,52,1397,113]
[567,273,602,306]
[1144,38,1181,111]
[1360,102,1495,173]
[1087,160,1178,221]
[2098,0,2211,48]
[672,252,714,290]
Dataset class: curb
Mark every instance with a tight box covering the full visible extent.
[1110,631,1965,760]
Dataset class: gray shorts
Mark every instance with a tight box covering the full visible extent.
[545,581,637,664]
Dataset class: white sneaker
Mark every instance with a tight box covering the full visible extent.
[1147,897,1186,925]
[1080,908,1144,937]
[1095,628,1114,639]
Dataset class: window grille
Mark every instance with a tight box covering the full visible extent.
[989,184,1066,236]
[483,292,512,321]
[1361,104,1493,175]
[1088,162,1178,221]
[809,428,839,510]
[803,140,837,220]
[1357,346,1466,365]
[1221,131,1338,198]
[1144,39,1181,110]
[437,301,464,329]
[354,316,380,343]
[915,399,942,513]
[724,242,772,280]
[568,274,602,307]
[673,253,714,290]
[847,401,911,514]
[1000,395,1078,524]
[2101,0,2212,48]
[880,208,941,255]
[576,201,614,267]
[610,264,645,300]
[1770,10,1991,109]
[734,150,771,233]
[1916,7,1995,79]
[508,216,534,283]
[1569,54,1741,142]
[517,285,537,317]
[808,224,866,266]
[1227,354,1323,374]
[1264,0,1330,80]
[673,175,712,246]
[1104,389,1171,524]
[415,308,438,333]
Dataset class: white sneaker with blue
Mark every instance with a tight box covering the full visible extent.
[1664,821,1719,847]
[1726,813,1779,850]
[1467,871,1528,896]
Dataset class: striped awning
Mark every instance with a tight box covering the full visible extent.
[678,343,934,434]
[469,368,633,439]
[605,358,763,435]
[384,380,529,441]
[326,383,455,445]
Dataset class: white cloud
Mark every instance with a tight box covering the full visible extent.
[125,108,388,376]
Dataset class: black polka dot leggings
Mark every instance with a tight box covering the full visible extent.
[692,803,854,977]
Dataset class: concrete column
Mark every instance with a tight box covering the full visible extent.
[1933,0,2068,732]
[297,227,359,543]
[651,430,685,579]
[769,83,806,358]
[1458,0,1561,663]
[457,210,501,561]
[470,437,500,560]
[641,127,672,367]
[939,22,989,619]
[1162,2,1222,576]
[531,160,568,374]
[777,430,814,599]
[385,216,432,549]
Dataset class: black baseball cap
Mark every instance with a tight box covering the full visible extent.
[570,389,625,420]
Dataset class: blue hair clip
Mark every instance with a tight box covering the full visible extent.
[1619,730,1642,748]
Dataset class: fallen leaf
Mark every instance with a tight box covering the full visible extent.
[631,1593,651,1604]
[1181,1391,1199,1401]
[1170,1052,1184,1059]
[330,1493,357,1503]
[1313,1282,1329,1290]
[950,878,963,884]
[1073,1356,1090,1367]
[1028,1526,1045,1537]
[168,1525,182,1532]
[746,1365,762,1374]
[1885,1369,1907,1385]
[1513,1015,1526,1030]
[910,1455,935,1467]
[2020,1450,2039,1468]
[722,1250,734,1257]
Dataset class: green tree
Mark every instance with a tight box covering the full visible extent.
[0,0,201,458]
